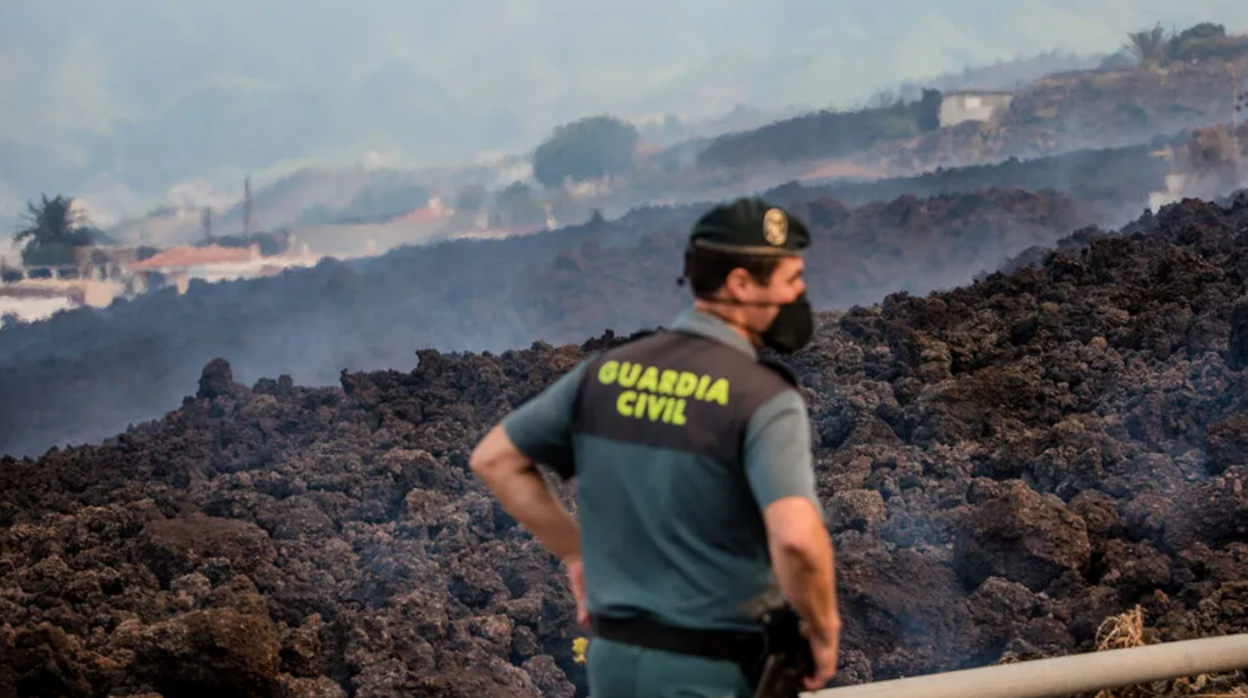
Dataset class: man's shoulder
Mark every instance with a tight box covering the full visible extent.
[580,328,664,356]
[757,357,800,390]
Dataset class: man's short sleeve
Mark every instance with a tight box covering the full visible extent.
[743,389,824,515]
[501,358,593,480]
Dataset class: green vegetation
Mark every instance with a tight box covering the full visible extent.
[532,115,641,188]
[1124,24,1169,68]
[491,181,547,228]
[11,194,105,267]
[1124,21,1248,68]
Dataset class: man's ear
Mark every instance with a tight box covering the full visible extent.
[724,267,754,297]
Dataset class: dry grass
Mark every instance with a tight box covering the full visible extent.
[1090,606,1247,698]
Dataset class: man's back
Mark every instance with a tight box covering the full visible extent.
[568,326,810,631]
[475,197,841,696]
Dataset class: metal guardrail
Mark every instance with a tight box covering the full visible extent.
[806,634,1248,698]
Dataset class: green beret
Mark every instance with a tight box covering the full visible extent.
[688,197,810,256]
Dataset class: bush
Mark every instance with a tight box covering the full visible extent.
[532,115,640,188]
[491,181,547,228]
[13,194,98,267]
[1167,22,1226,63]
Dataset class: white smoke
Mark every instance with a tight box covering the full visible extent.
[1,238,21,267]
[166,179,237,212]
[1147,126,1248,213]
[1148,173,1190,213]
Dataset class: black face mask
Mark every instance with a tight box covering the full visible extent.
[760,292,813,354]
[690,289,814,354]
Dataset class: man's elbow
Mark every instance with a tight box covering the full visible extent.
[764,497,831,558]
[468,449,487,478]
[469,427,500,477]
[772,531,824,563]
[469,424,525,481]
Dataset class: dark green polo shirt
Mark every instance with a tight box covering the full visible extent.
[501,307,822,631]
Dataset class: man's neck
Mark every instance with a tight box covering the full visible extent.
[692,302,761,349]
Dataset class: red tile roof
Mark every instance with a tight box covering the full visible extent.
[127,245,257,271]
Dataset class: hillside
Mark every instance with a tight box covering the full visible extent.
[697,46,1248,175]
[888,51,1248,171]
[11,13,1248,235]
[73,39,1229,250]
[20,1,1242,231]
[3,193,1248,697]
[131,126,1179,262]
[0,130,1190,459]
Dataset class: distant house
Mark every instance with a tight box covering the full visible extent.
[126,244,258,272]
[122,243,319,295]
[938,90,1015,128]
[74,245,139,281]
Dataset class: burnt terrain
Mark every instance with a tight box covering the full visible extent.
[2,155,1142,458]
[784,139,1171,211]
[3,192,1248,697]
[0,189,1103,459]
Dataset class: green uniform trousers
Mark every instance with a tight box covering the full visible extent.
[587,636,753,698]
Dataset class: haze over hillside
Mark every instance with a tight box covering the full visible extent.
[8,5,1248,695]
[4,0,1248,229]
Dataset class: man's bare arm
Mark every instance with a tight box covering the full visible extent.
[469,424,581,562]
[743,390,841,640]
[763,496,840,642]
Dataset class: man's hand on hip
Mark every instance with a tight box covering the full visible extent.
[802,612,841,690]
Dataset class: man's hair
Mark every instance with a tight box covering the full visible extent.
[682,242,784,297]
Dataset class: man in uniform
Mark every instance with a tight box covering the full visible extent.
[469,197,841,697]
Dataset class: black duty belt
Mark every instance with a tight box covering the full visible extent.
[591,614,767,665]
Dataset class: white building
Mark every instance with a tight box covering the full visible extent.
[939,90,1015,128]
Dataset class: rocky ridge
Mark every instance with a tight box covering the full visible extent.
[4,192,1248,696]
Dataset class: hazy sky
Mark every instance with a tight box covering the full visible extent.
[2,0,1248,226]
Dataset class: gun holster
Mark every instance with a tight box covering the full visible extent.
[746,604,815,698]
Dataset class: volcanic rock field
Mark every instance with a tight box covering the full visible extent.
[4,134,1248,696]
[0,140,1179,458]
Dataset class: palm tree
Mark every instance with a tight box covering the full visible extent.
[12,194,96,267]
[1125,24,1168,68]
